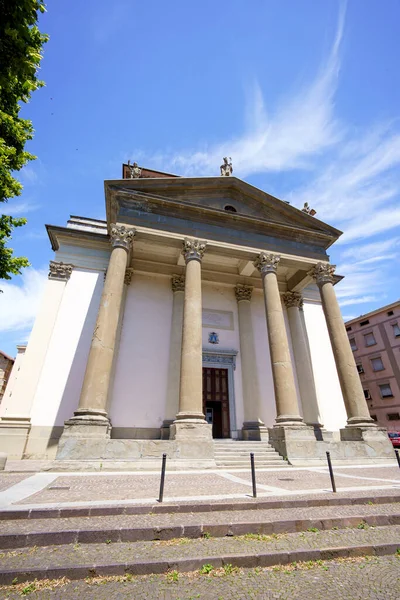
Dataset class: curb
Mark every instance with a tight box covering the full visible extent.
[1,492,400,521]
[0,542,399,585]
[1,512,399,550]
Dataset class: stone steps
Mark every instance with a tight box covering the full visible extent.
[213,440,287,468]
[0,502,399,584]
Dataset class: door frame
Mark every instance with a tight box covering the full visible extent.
[202,349,238,439]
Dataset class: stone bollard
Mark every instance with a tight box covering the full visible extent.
[0,453,7,471]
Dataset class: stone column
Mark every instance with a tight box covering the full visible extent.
[254,252,304,426]
[282,292,322,430]
[170,239,212,441]
[235,284,268,440]
[64,224,135,435]
[309,263,375,429]
[161,275,185,439]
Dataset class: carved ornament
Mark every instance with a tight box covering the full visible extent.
[254,252,280,276]
[48,261,74,281]
[171,275,185,292]
[235,284,253,302]
[309,262,336,285]
[110,224,135,251]
[182,238,207,263]
[282,291,303,309]
[124,270,132,286]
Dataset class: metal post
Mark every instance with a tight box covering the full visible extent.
[250,452,257,498]
[158,453,167,503]
[326,451,336,493]
[395,449,400,469]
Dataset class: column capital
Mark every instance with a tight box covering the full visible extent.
[182,238,207,263]
[254,252,280,276]
[171,275,185,292]
[235,284,253,302]
[309,262,336,286]
[110,224,136,251]
[282,291,303,309]
[48,261,74,281]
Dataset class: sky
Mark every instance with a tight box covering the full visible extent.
[1,0,400,357]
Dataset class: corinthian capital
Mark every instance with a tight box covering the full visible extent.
[309,262,336,285]
[48,261,74,281]
[182,238,206,263]
[235,284,253,302]
[254,252,280,276]
[110,224,135,251]
[171,275,185,292]
[282,291,303,309]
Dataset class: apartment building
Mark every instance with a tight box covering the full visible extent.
[345,300,400,430]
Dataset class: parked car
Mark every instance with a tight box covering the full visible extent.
[388,432,400,448]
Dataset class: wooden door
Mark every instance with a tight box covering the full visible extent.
[202,367,230,438]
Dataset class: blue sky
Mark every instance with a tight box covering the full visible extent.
[1,0,400,356]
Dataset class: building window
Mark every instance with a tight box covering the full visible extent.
[363,389,371,399]
[349,338,357,351]
[387,413,400,421]
[387,310,394,316]
[371,357,384,372]
[360,319,370,326]
[224,205,237,213]
[370,414,377,422]
[379,383,393,398]
[392,323,400,338]
[346,326,352,332]
[356,363,364,374]
[364,332,376,347]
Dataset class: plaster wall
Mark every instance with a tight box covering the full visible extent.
[30,269,103,427]
[302,300,347,431]
[201,282,244,432]
[110,274,173,431]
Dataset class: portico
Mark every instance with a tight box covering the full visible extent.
[0,170,394,466]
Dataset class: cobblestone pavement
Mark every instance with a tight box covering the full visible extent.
[0,474,31,493]
[1,525,400,571]
[1,500,399,536]
[1,555,399,599]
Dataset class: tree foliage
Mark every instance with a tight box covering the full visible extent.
[0,0,48,280]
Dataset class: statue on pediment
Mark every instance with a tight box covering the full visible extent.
[220,157,233,176]
[301,202,317,216]
[128,160,142,179]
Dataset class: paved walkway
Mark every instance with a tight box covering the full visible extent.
[0,464,399,510]
[1,555,399,599]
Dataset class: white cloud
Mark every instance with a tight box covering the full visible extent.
[0,268,47,334]
[4,201,41,216]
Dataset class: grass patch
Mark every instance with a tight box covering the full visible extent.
[166,570,179,583]
[199,563,214,574]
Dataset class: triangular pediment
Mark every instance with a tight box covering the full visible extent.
[105,176,342,249]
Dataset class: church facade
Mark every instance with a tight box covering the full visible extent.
[0,165,393,466]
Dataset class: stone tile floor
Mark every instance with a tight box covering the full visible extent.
[1,555,399,599]
[0,464,399,510]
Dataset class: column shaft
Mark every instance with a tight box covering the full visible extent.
[255,253,303,425]
[178,257,204,418]
[74,225,135,422]
[310,263,373,427]
[235,285,267,438]
[161,276,185,438]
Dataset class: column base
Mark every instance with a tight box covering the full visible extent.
[56,414,111,461]
[242,421,269,441]
[345,416,377,428]
[274,414,306,426]
[170,418,212,441]
[340,424,384,442]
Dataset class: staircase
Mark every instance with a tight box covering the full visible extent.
[213,439,288,468]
